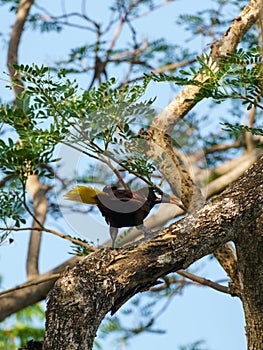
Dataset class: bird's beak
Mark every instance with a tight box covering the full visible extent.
[169,195,185,209]
[155,192,187,211]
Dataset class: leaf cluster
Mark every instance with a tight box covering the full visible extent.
[0,189,25,228]
[221,122,263,140]
[151,48,263,110]
[69,237,95,256]
[0,64,158,228]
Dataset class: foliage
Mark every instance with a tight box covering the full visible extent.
[179,341,207,350]
[0,64,159,229]
[0,303,45,349]
[151,48,263,110]
[69,237,95,256]
[0,188,25,228]
[222,122,263,139]
[0,0,262,348]
[98,295,166,348]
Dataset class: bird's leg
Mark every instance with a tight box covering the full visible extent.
[110,226,118,248]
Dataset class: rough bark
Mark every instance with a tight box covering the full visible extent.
[43,157,263,350]
[235,191,263,349]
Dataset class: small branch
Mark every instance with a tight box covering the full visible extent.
[0,175,15,187]
[214,243,241,296]
[245,106,257,152]
[121,59,195,86]
[176,270,230,295]
[0,274,61,297]
[99,155,129,190]
[111,39,148,61]
[229,86,263,110]
[131,0,176,21]
[204,139,242,155]
[0,226,97,252]
[150,275,187,292]
[105,13,125,62]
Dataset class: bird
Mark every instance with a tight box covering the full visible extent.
[64,185,183,247]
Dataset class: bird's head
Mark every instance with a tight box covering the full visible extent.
[152,188,185,210]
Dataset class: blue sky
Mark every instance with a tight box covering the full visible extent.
[0,1,247,349]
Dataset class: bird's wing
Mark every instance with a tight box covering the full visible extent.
[97,192,145,213]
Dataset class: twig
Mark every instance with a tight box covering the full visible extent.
[0,273,61,297]
[229,86,263,110]
[0,226,97,251]
[176,269,230,294]
[111,39,148,61]
[0,175,15,187]
[99,154,129,190]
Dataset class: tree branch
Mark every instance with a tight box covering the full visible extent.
[7,0,35,97]
[26,175,50,279]
[176,270,230,295]
[43,156,263,350]
[0,256,81,321]
[153,0,262,131]
[0,226,97,251]
[214,243,241,296]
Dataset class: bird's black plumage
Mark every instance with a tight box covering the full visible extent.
[95,185,181,247]
[96,186,161,228]
[65,185,182,247]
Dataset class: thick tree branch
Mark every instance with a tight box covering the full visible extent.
[153,0,262,131]
[139,0,261,212]
[0,256,81,321]
[7,0,35,97]
[44,156,262,350]
[115,148,263,247]
[26,175,50,279]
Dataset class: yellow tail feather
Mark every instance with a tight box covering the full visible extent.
[64,186,103,205]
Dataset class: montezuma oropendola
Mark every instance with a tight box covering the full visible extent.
[64,185,183,247]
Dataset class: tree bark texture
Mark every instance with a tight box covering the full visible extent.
[44,157,263,350]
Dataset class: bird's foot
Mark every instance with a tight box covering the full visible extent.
[142,229,153,238]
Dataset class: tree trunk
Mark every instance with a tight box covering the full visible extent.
[235,173,263,350]
[43,157,263,350]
